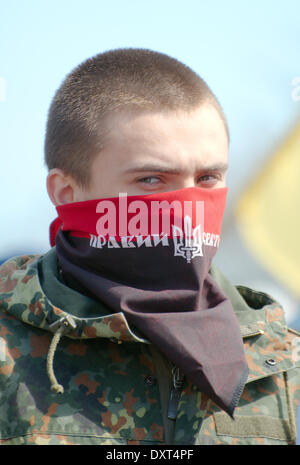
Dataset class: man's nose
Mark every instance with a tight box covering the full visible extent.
[174,176,197,190]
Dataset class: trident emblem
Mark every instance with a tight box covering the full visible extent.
[172,215,203,263]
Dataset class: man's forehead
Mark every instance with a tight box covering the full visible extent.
[106,104,228,138]
[99,104,229,173]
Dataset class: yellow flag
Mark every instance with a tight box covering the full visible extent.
[235,120,300,298]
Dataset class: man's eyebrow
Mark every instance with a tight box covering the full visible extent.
[122,162,228,175]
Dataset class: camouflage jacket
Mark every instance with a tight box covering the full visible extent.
[0,247,300,445]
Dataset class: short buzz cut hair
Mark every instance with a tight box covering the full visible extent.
[45,48,229,188]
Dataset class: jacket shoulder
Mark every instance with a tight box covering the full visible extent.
[0,254,41,284]
[0,254,41,314]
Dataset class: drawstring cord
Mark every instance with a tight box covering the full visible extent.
[47,315,76,394]
[283,370,297,444]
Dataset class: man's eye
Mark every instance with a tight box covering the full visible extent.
[137,176,161,184]
[198,174,218,183]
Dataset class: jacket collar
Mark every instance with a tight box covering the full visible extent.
[1,249,147,343]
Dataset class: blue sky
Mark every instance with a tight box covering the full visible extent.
[1,0,300,257]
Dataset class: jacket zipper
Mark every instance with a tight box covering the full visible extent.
[167,366,185,420]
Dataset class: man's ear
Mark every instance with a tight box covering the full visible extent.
[46,168,77,206]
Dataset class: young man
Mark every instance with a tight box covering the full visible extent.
[0,48,300,445]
